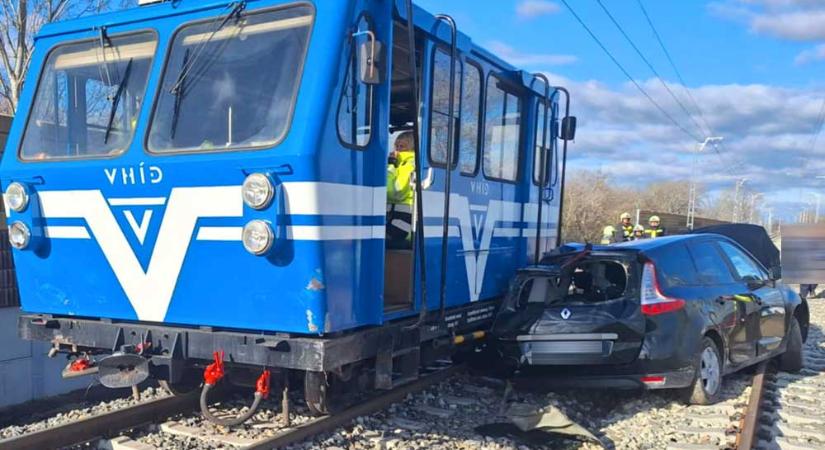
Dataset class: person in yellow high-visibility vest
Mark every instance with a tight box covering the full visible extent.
[601,225,617,245]
[617,212,634,241]
[644,215,667,239]
[387,132,415,248]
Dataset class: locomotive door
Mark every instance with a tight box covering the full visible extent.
[382,18,422,314]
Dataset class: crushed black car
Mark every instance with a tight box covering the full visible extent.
[491,226,809,404]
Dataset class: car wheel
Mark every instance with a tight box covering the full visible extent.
[779,317,804,373]
[684,337,723,405]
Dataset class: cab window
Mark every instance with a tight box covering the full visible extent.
[459,62,482,175]
[337,16,375,148]
[483,75,521,182]
[429,48,462,166]
[718,241,767,281]
[533,100,551,186]
[147,6,314,153]
[20,32,157,160]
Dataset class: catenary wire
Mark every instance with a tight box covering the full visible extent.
[635,0,714,137]
[595,0,707,139]
[559,0,703,142]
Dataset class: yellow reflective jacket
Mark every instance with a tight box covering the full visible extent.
[387,151,415,206]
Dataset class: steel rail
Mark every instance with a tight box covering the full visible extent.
[0,391,200,450]
[736,362,767,450]
[245,364,464,450]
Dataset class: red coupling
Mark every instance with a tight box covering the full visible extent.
[203,351,225,386]
[135,341,152,355]
[256,369,271,399]
[69,357,93,372]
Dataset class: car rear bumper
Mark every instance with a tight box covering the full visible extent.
[494,333,697,390]
[495,334,644,366]
[513,366,696,390]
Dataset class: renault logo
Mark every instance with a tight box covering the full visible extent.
[561,308,572,320]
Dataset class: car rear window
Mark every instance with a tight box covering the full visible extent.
[688,241,735,285]
[535,255,630,304]
[651,243,697,288]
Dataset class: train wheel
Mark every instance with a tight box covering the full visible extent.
[304,366,362,416]
[304,370,330,415]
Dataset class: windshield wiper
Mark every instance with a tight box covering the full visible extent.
[167,1,246,96]
[167,1,245,139]
[170,49,190,139]
[104,58,134,145]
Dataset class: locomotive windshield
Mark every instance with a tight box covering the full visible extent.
[147,6,313,153]
[19,32,157,160]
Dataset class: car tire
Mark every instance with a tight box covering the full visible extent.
[779,317,804,373]
[683,337,723,405]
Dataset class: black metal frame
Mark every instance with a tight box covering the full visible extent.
[19,300,497,383]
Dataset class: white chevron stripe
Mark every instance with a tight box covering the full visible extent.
[44,226,91,239]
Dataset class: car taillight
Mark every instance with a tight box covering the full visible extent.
[641,262,685,316]
[640,376,666,386]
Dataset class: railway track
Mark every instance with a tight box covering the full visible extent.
[0,364,463,450]
[737,305,825,450]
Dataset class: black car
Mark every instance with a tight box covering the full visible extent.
[492,227,809,404]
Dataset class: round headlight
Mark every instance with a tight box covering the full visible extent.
[5,182,29,212]
[9,221,31,250]
[242,173,274,210]
[242,220,274,255]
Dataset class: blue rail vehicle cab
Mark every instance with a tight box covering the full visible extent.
[3,0,576,415]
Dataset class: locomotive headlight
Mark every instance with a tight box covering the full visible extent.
[242,173,274,210]
[242,220,274,255]
[5,182,29,212]
[9,221,31,249]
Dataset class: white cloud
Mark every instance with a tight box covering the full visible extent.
[711,0,825,41]
[795,43,825,64]
[486,41,577,66]
[515,0,560,19]
[751,11,825,41]
[539,69,825,217]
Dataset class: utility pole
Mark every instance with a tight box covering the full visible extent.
[814,193,821,224]
[732,177,748,223]
[749,193,763,224]
[687,137,723,229]
[766,208,773,232]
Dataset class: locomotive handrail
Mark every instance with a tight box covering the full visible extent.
[555,86,572,248]
[433,13,458,321]
[531,73,551,265]
[403,0,430,331]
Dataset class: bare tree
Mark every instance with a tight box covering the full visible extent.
[561,170,636,243]
[560,172,725,243]
[0,0,134,114]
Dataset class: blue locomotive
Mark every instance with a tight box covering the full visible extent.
[1,0,575,419]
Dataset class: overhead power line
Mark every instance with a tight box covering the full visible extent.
[810,96,825,153]
[558,0,702,142]
[595,0,706,139]
[635,0,714,137]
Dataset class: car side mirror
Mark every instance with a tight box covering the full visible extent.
[561,116,577,141]
[358,37,385,85]
[769,265,781,280]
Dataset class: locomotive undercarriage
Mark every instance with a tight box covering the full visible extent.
[20,300,497,417]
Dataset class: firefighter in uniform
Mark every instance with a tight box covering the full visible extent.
[632,224,645,240]
[387,132,415,248]
[644,215,667,239]
[618,212,634,241]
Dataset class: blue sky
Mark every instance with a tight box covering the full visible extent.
[415,0,825,221]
